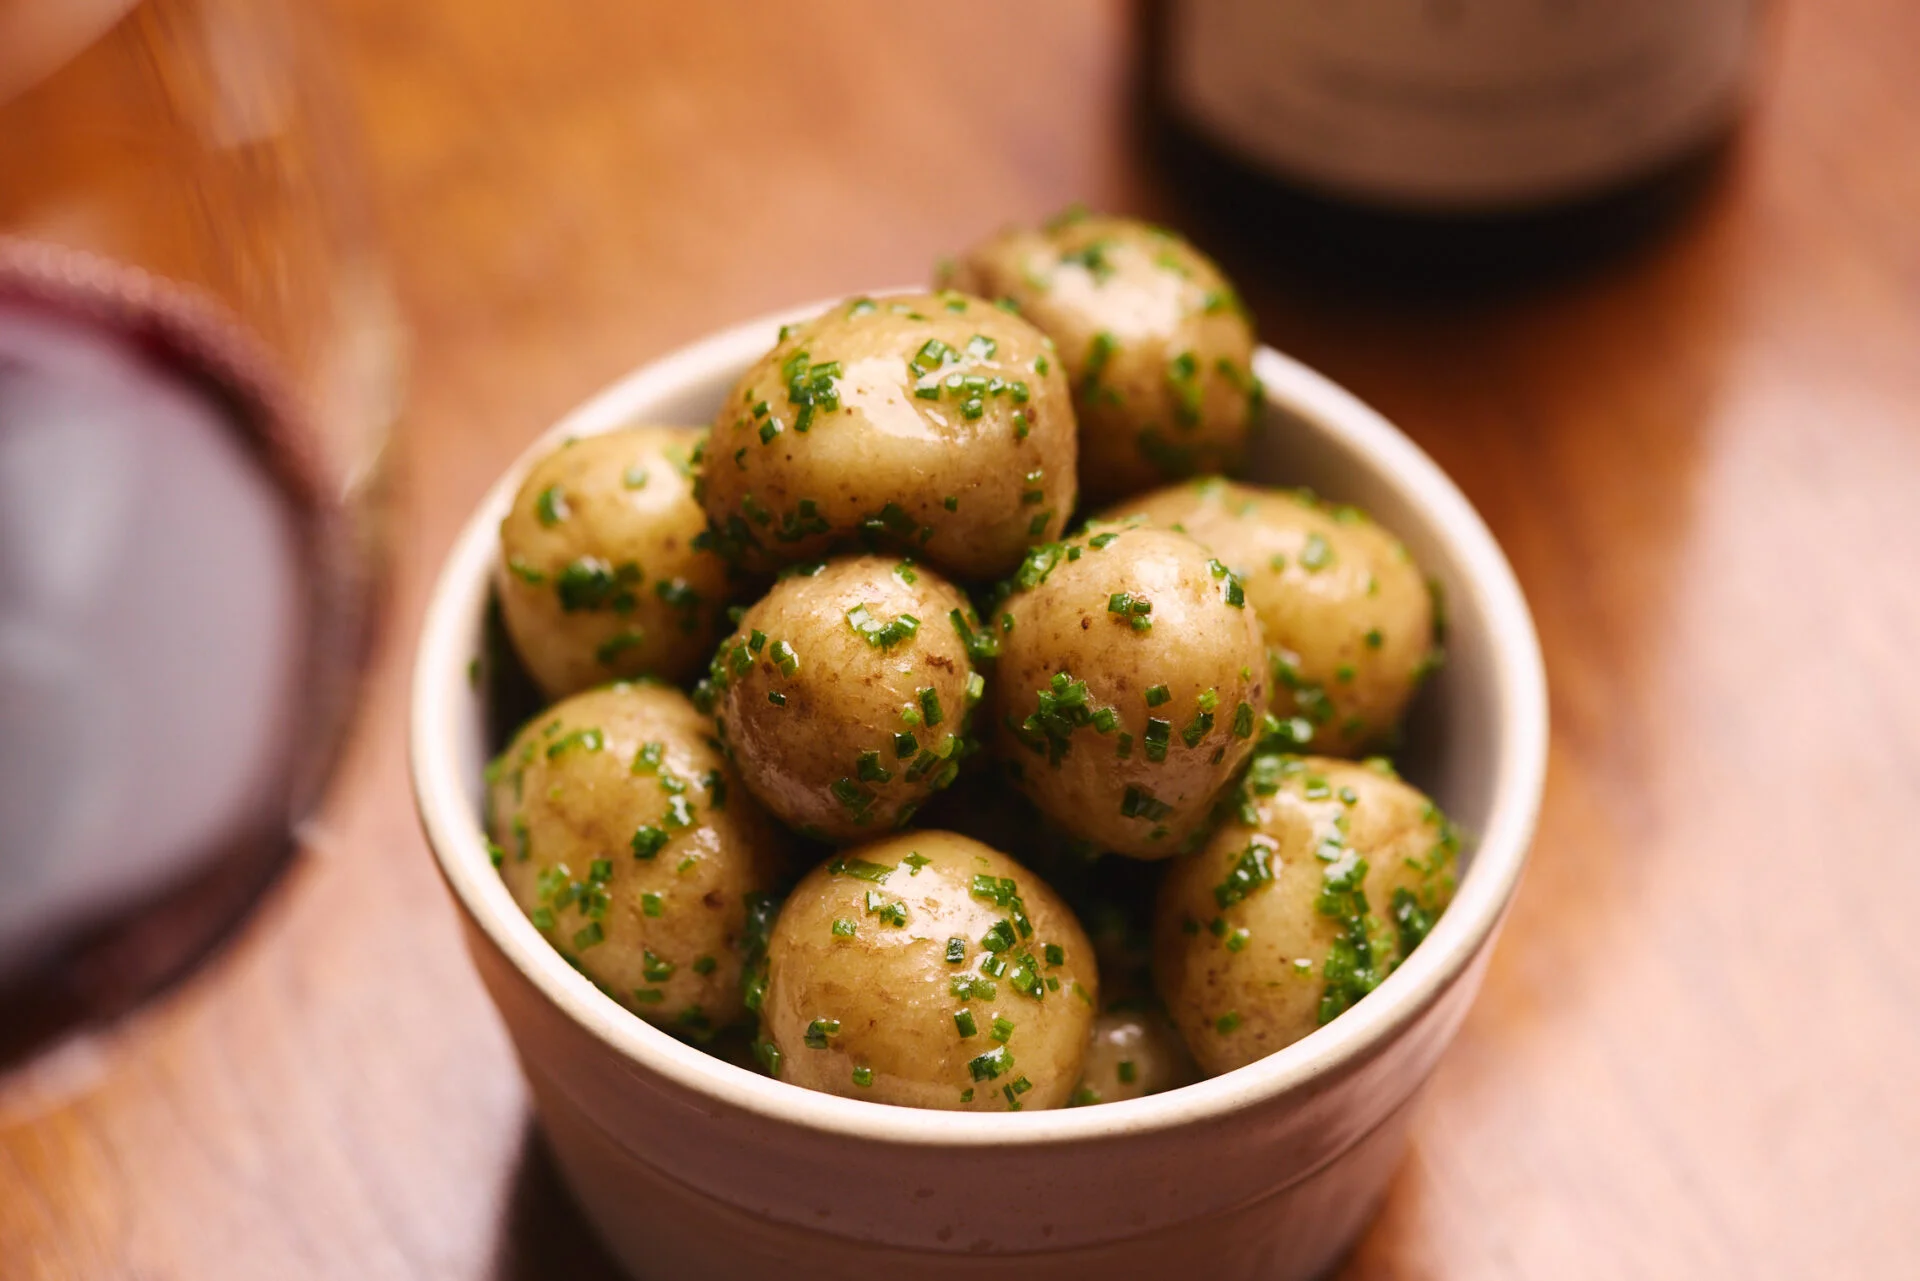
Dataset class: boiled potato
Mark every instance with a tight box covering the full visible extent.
[703,555,983,842]
[1070,1005,1198,1106]
[759,831,1097,1111]
[940,212,1259,504]
[700,293,1076,580]
[486,682,789,1037]
[497,426,730,698]
[1105,479,1437,755]
[1153,755,1459,1076]
[987,522,1268,859]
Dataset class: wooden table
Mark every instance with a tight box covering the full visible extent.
[6,1,1919,1276]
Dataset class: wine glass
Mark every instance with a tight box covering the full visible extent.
[0,0,399,1063]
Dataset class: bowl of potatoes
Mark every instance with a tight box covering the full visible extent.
[410,211,1547,1281]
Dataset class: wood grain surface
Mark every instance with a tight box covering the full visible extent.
[6,1,1920,1277]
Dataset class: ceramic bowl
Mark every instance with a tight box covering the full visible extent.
[410,298,1548,1281]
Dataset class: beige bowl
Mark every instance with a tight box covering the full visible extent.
[410,299,1548,1281]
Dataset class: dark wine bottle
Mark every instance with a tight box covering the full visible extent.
[1145,0,1769,281]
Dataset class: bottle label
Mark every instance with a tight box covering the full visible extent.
[1166,0,1760,209]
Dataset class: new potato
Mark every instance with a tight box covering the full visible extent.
[1106,479,1437,755]
[1071,1005,1198,1106]
[760,832,1098,1111]
[704,555,982,842]
[700,293,1076,579]
[989,523,1268,858]
[487,683,789,1035]
[497,426,730,698]
[941,214,1259,504]
[1153,755,1458,1075]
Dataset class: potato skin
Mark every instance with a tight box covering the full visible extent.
[761,832,1098,1111]
[705,556,981,841]
[1105,479,1437,755]
[942,214,1259,505]
[988,523,1268,859]
[1071,1006,1198,1106]
[1153,756,1459,1076]
[700,293,1076,580]
[487,682,790,1035]
[497,426,730,698]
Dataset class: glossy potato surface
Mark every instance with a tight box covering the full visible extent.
[487,683,789,1036]
[1071,1005,1198,1106]
[497,426,729,698]
[988,523,1267,858]
[1153,756,1458,1076]
[942,213,1258,504]
[1106,479,1437,755]
[761,832,1098,1111]
[701,293,1076,579]
[706,556,981,841]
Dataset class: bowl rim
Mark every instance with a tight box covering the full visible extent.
[409,294,1549,1149]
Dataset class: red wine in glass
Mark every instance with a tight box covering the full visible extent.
[0,255,377,1066]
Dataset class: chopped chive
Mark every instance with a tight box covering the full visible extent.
[1300,533,1333,571]
[1215,837,1277,908]
[545,727,604,759]
[827,856,893,883]
[968,1046,1012,1081]
[856,750,893,784]
[595,629,646,666]
[1120,785,1173,821]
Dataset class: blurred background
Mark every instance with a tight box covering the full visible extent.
[3,1,1917,1278]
